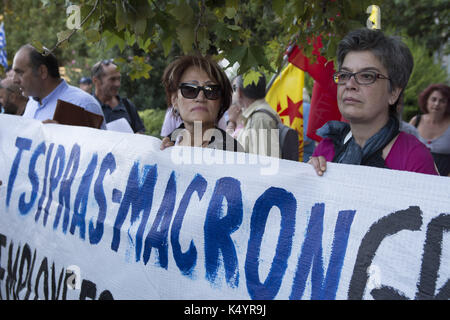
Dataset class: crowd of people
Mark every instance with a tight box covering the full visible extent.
[0,28,448,176]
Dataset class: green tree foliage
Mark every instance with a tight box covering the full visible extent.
[402,37,448,121]
[138,108,166,137]
[18,0,381,82]
[383,0,449,55]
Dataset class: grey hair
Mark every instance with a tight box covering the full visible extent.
[337,28,413,93]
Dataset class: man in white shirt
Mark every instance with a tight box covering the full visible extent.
[12,44,106,129]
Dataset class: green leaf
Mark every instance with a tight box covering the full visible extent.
[31,40,45,53]
[228,45,248,65]
[161,33,174,57]
[128,55,153,80]
[57,30,72,43]
[134,18,147,36]
[169,1,194,23]
[115,2,127,31]
[124,30,136,47]
[227,25,241,31]
[84,29,101,43]
[102,30,126,52]
[272,0,285,17]
[243,69,262,87]
[225,0,239,8]
[224,7,237,19]
[176,25,195,53]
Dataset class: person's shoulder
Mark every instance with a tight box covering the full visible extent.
[66,85,99,103]
[395,131,425,148]
[392,132,434,162]
[251,101,279,122]
[390,132,438,175]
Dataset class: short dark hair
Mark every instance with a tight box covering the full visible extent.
[91,59,115,80]
[418,83,450,115]
[337,29,414,115]
[162,55,232,122]
[21,44,60,78]
[236,73,266,100]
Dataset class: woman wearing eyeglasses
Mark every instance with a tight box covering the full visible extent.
[309,28,438,176]
[160,55,243,152]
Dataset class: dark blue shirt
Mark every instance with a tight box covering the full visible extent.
[96,95,145,133]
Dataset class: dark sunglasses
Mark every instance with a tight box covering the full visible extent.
[179,83,221,100]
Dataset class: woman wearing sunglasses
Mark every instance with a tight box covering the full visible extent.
[309,28,438,176]
[160,55,243,152]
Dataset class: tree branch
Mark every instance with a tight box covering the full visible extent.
[44,0,101,55]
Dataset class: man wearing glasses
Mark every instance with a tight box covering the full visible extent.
[91,59,145,134]
[12,44,106,129]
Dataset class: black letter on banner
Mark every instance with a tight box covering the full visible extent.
[16,244,32,299]
[348,206,422,300]
[18,142,46,215]
[79,279,96,300]
[0,234,6,300]
[6,241,20,300]
[416,213,450,300]
[7,137,32,207]
[245,187,296,300]
[70,154,98,240]
[143,171,176,267]
[35,143,54,223]
[23,249,37,300]
[51,263,65,300]
[42,145,65,226]
[89,152,116,245]
[0,233,6,282]
[53,143,80,233]
[171,174,206,275]
[111,163,157,262]
[35,258,49,300]
[98,290,114,300]
[204,177,243,288]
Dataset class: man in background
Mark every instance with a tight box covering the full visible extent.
[0,77,27,115]
[12,44,106,128]
[227,74,281,157]
[79,76,93,94]
[92,59,145,134]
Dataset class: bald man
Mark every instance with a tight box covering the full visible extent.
[0,77,27,115]
[12,44,106,128]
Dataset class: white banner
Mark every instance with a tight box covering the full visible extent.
[0,114,449,300]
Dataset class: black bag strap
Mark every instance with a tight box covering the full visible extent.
[122,97,132,116]
[413,114,421,128]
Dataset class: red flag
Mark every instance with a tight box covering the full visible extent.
[287,37,342,142]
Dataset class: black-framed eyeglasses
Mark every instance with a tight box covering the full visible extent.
[179,83,221,100]
[333,70,391,85]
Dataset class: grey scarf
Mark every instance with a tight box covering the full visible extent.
[317,116,400,167]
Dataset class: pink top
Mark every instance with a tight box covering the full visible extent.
[313,132,439,175]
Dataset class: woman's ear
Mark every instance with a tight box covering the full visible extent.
[389,87,403,106]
